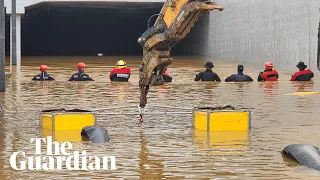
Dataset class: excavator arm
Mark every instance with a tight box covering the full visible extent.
[137,0,223,107]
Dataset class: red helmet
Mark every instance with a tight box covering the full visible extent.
[265,62,273,69]
[40,65,48,72]
[77,62,86,70]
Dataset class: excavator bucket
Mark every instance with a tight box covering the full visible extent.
[137,0,223,107]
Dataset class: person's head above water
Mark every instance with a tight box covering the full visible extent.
[40,65,48,73]
[237,65,244,73]
[296,61,307,71]
[117,60,126,69]
[264,62,273,70]
[77,62,86,71]
[204,61,214,69]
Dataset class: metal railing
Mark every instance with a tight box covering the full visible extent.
[89,104,195,116]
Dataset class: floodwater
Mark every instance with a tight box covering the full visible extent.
[0,56,320,179]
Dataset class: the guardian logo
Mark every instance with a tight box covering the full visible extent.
[10,136,116,171]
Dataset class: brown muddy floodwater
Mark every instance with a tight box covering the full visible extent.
[0,56,320,179]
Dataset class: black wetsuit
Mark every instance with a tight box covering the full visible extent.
[32,72,55,81]
[194,69,221,82]
[225,72,253,82]
[68,70,94,81]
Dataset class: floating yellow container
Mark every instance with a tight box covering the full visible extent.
[193,129,249,150]
[40,109,96,142]
[193,110,251,132]
[41,129,84,142]
[193,109,251,151]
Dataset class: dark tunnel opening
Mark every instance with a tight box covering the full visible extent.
[5,2,208,56]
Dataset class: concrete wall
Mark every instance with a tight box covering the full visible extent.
[207,0,320,72]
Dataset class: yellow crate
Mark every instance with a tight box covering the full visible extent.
[193,129,249,149]
[40,109,96,141]
[41,113,95,131]
[41,129,83,142]
[194,110,251,131]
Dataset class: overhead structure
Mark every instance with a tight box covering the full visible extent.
[137,0,223,107]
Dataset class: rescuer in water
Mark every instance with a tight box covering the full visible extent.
[32,65,55,81]
[225,65,254,82]
[109,60,131,82]
[257,62,279,81]
[194,61,221,82]
[162,67,172,82]
[68,62,94,81]
[290,61,314,81]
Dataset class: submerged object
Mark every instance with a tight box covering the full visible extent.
[193,105,250,150]
[81,126,109,143]
[282,144,320,171]
[193,129,249,150]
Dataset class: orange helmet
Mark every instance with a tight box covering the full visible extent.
[40,65,48,72]
[77,62,86,70]
[265,62,273,69]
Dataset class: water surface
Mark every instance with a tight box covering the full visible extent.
[0,56,320,179]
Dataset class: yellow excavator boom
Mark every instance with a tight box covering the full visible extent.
[137,0,223,107]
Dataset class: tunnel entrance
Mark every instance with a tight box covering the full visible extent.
[6,2,208,57]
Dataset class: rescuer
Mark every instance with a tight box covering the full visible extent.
[225,65,253,82]
[68,62,94,81]
[110,60,131,82]
[257,62,279,81]
[290,61,314,81]
[162,67,172,82]
[194,61,221,82]
[32,65,55,81]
